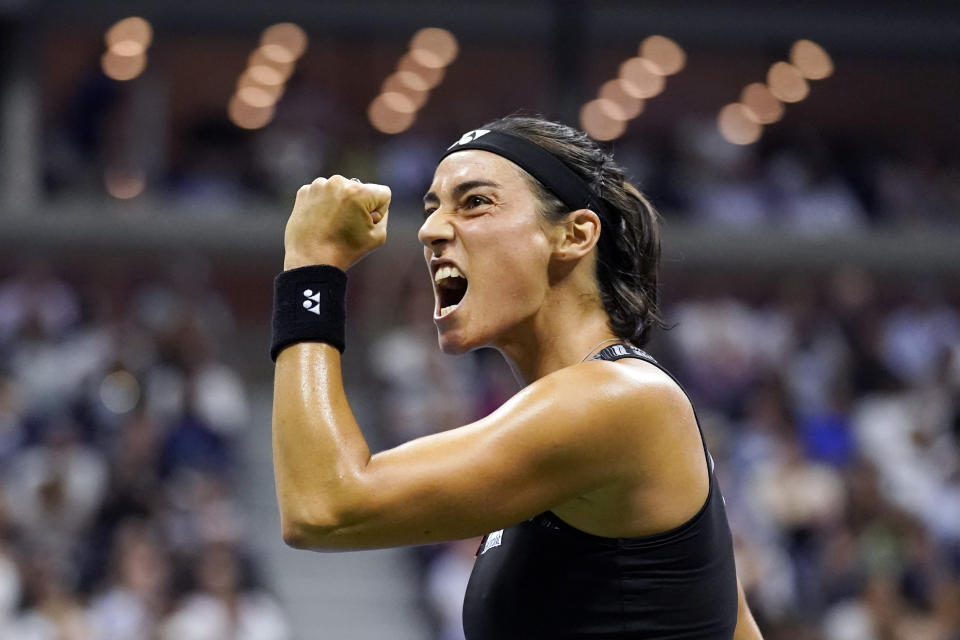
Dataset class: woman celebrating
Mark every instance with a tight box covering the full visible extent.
[271,116,763,639]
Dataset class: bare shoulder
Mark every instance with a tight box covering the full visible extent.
[534,356,692,427]
[535,357,708,536]
[511,356,697,462]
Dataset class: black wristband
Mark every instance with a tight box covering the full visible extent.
[271,265,347,361]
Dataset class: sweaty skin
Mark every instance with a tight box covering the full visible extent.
[273,161,762,638]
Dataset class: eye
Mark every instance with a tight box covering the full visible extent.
[423,206,437,220]
[465,194,490,208]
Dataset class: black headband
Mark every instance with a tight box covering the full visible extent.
[440,128,611,221]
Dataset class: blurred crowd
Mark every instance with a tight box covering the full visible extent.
[40,62,960,233]
[1,254,957,640]
[0,265,289,640]
[367,267,960,640]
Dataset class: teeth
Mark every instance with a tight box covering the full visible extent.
[434,265,464,283]
[440,305,457,316]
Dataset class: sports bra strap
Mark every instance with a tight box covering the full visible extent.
[591,342,658,365]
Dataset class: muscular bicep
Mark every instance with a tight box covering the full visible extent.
[316,363,645,549]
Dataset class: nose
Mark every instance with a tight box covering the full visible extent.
[418,210,454,252]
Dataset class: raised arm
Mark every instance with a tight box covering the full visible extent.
[274,340,657,549]
[271,177,668,549]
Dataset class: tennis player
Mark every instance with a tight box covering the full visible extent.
[271,116,763,639]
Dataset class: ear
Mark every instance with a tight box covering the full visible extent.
[552,208,602,262]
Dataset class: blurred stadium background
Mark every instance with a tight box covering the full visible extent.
[0,1,959,638]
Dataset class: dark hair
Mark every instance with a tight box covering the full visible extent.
[480,115,665,346]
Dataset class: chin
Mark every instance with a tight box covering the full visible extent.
[436,331,475,355]
[436,318,496,355]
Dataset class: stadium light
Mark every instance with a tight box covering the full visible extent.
[581,35,685,141]
[369,27,459,135]
[790,39,833,80]
[102,17,153,82]
[718,40,833,145]
[228,23,307,130]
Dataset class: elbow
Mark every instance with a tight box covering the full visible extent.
[281,518,319,549]
[276,475,371,550]
[279,509,340,550]
[279,498,369,551]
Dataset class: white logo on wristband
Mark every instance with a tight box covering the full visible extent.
[302,289,322,315]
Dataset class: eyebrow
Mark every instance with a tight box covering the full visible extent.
[422,179,502,206]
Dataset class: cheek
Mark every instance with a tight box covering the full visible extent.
[472,219,550,301]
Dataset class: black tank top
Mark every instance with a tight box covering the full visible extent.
[461,344,738,639]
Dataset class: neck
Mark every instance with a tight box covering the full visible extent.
[493,293,619,386]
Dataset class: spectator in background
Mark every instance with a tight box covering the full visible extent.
[160,543,289,640]
[0,494,22,635]
[882,286,960,386]
[88,519,170,640]
[766,148,866,234]
[5,548,95,640]
[0,264,286,640]
[368,265,480,447]
[0,375,24,468]
[2,415,107,559]
[673,120,770,228]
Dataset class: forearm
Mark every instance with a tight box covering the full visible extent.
[272,342,372,545]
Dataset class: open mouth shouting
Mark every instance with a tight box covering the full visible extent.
[432,261,469,320]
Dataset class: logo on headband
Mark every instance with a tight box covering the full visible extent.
[448,129,490,149]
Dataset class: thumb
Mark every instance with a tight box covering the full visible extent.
[359,184,392,223]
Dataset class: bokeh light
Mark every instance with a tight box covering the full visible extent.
[599,79,644,120]
[739,82,784,124]
[580,99,627,141]
[619,57,666,99]
[105,17,153,50]
[228,24,307,131]
[228,94,276,129]
[248,48,294,83]
[397,52,446,90]
[370,27,457,134]
[246,63,286,88]
[99,370,141,413]
[639,35,686,76]
[102,17,152,81]
[104,168,146,200]
[259,43,297,65]
[381,73,429,110]
[767,61,810,103]
[409,28,459,69]
[790,39,834,80]
[717,103,762,145]
[101,50,147,81]
[368,94,416,134]
[392,70,431,93]
[237,69,285,106]
[109,40,146,57]
[260,22,308,60]
[237,85,278,108]
[379,91,417,114]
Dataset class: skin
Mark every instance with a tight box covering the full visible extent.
[274,152,762,638]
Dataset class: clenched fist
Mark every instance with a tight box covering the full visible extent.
[283,175,391,271]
